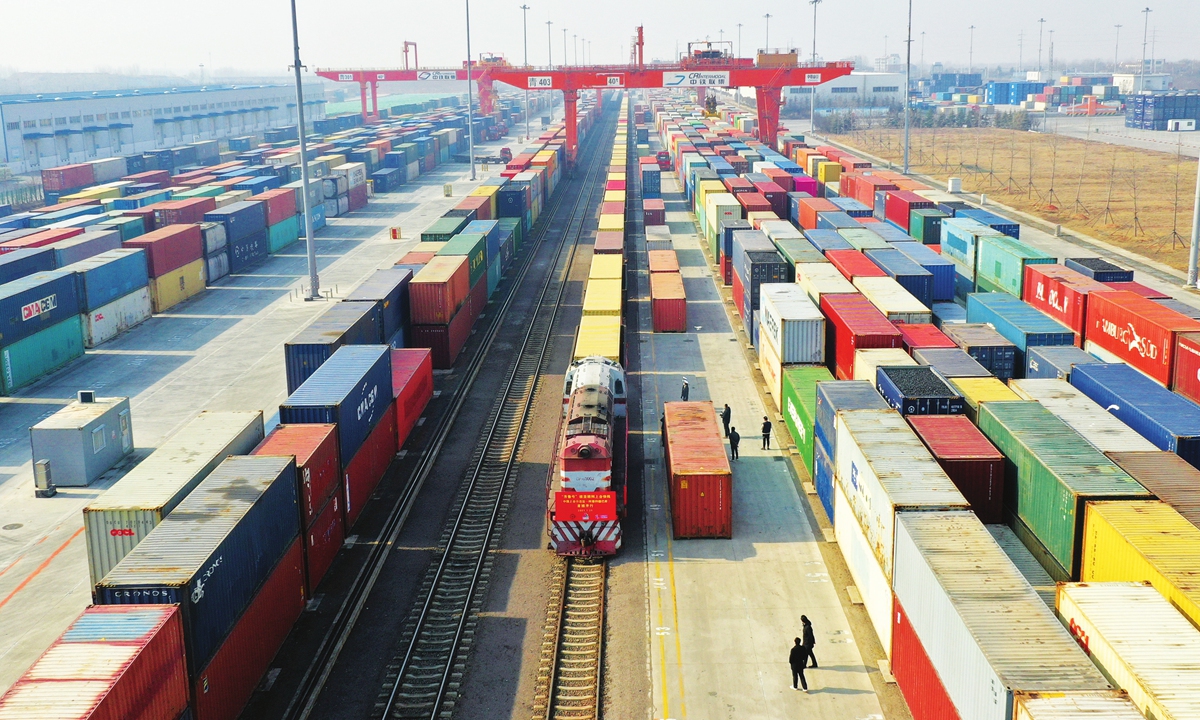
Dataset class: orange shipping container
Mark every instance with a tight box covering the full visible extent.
[409,255,470,325]
[664,402,732,538]
[647,250,680,273]
[797,197,839,230]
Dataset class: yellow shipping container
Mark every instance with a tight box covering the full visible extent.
[582,278,623,317]
[470,185,499,198]
[816,161,841,184]
[1081,500,1200,630]
[950,377,1020,421]
[806,155,828,177]
[588,254,624,280]
[316,154,346,169]
[574,316,623,363]
[61,187,120,202]
[606,172,626,182]
[150,258,207,313]
[603,190,626,204]
[598,214,625,233]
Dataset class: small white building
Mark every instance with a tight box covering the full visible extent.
[1112,73,1172,94]
[784,71,907,108]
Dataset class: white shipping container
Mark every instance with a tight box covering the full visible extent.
[852,276,932,324]
[1056,582,1200,720]
[82,288,151,348]
[205,252,229,284]
[834,409,969,581]
[986,524,1057,608]
[704,193,742,237]
[751,161,778,174]
[797,262,857,306]
[893,511,1112,720]
[853,348,916,383]
[834,482,895,656]
[338,195,350,216]
[759,220,804,242]
[759,285,825,364]
[333,162,368,188]
[88,157,127,184]
[407,161,421,182]
[1014,692,1144,720]
[758,328,784,410]
[83,411,264,585]
[1009,379,1158,453]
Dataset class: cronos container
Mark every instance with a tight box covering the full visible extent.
[892,511,1111,720]
[780,365,834,477]
[83,410,264,585]
[650,272,686,333]
[1025,345,1101,380]
[663,402,732,539]
[1009,379,1157,454]
[95,455,300,674]
[853,276,932,324]
[1070,363,1200,468]
[1084,290,1200,386]
[977,401,1151,580]
[252,423,340,530]
[0,605,188,720]
[759,284,824,364]
[280,345,393,469]
[820,293,903,380]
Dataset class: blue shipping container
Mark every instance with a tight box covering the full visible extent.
[0,270,81,346]
[280,345,393,467]
[52,229,122,267]
[814,380,890,461]
[816,211,862,230]
[876,365,966,416]
[813,439,836,523]
[233,176,282,195]
[957,208,1020,239]
[204,201,267,243]
[863,248,935,307]
[0,247,56,285]
[965,292,1075,354]
[1024,345,1103,380]
[829,197,873,218]
[228,230,268,273]
[462,220,502,262]
[284,301,385,394]
[803,229,854,254]
[866,221,915,244]
[343,268,411,347]
[65,249,150,313]
[893,241,956,301]
[1062,257,1134,284]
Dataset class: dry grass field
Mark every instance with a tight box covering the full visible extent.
[828,126,1198,271]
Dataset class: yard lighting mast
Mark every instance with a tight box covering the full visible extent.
[289,0,319,299]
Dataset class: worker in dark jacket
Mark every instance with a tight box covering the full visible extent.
[789,637,809,691]
[801,615,818,669]
[722,403,732,437]
[762,416,772,450]
[660,415,666,447]
[681,377,690,401]
[728,427,740,460]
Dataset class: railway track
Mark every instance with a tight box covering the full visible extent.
[531,559,608,720]
[278,97,622,720]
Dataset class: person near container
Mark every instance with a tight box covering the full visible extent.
[801,615,818,670]
[762,416,772,450]
[789,637,809,692]
[681,377,690,401]
[660,415,666,448]
[729,427,740,460]
[721,403,732,437]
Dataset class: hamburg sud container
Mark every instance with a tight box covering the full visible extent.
[1071,363,1200,468]
[664,402,732,539]
[391,348,434,448]
[83,410,264,586]
[1056,582,1200,720]
[891,511,1112,720]
[908,415,1004,523]
[0,605,189,719]
[876,366,965,416]
[821,293,903,380]
[833,409,969,655]
[852,276,932,324]
[942,323,1018,380]
[409,255,470,325]
[977,401,1151,581]
[650,272,686,332]
[96,455,299,675]
[966,292,1076,370]
[1084,290,1200,387]
[1022,264,1110,338]
[343,267,412,347]
[1009,379,1157,454]
[780,365,834,477]
[1025,345,1101,380]
[759,284,824,364]
[284,300,384,394]
[1175,332,1200,404]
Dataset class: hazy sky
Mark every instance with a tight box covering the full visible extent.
[1,0,1195,78]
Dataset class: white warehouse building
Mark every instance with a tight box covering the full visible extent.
[0,83,326,174]
[784,71,907,108]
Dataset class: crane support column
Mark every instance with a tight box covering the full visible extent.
[359,82,369,123]
[697,87,708,107]
[370,80,379,120]
[755,86,783,149]
[596,88,604,112]
[478,72,496,116]
[564,88,578,172]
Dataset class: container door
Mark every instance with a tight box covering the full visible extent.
[119,409,133,453]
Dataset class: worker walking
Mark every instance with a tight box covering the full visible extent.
[729,427,740,460]
[789,637,809,692]
[801,615,818,669]
[681,377,690,401]
[721,403,732,437]
[762,416,772,450]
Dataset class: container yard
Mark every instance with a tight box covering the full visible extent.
[2,5,1200,720]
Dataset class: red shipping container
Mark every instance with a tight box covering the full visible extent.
[664,402,732,539]
[1085,290,1200,386]
[348,183,368,212]
[651,272,687,332]
[821,293,904,380]
[643,198,666,226]
[123,223,203,277]
[907,415,1005,523]
[343,400,398,528]
[605,180,626,191]
[1174,333,1200,403]
[178,175,217,187]
[456,195,490,220]
[722,255,732,286]
[0,604,189,719]
[258,188,298,226]
[751,181,787,218]
[895,323,956,353]
[854,175,898,209]
[391,348,434,447]
[797,197,838,230]
[122,170,172,186]
[1022,264,1109,339]
[410,255,470,325]
[123,205,162,233]
[1102,280,1169,299]
[41,163,95,192]
[154,197,217,227]
[32,198,99,214]
[0,227,84,253]
[762,168,794,192]
[647,249,680,273]
[172,169,214,185]
[929,245,941,254]
[213,177,251,190]
[731,266,746,320]
[304,491,344,595]
[397,251,437,265]
[253,423,341,530]
[468,272,487,320]
[601,201,624,215]
[892,595,962,720]
[858,216,881,224]
[594,231,624,254]
[838,156,872,173]
[723,176,755,195]
[884,190,934,231]
[191,540,305,720]
[826,249,887,280]
[412,298,475,369]
[736,192,773,215]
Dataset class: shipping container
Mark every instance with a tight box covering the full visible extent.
[1084,290,1200,386]
[1022,264,1109,338]
[826,249,886,281]
[892,242,956,302]
[891,592,959,720]
[908,415,1004,523]
[758,285,824,364]
[1024,345,1102,380]
[895,323,955,353]
[912,346,992,378]
[650,272,686,333]
[821,294,903,380]
[1105,451,1200,532]
[877,366,965,416]
[0,247,56,286]
[1014,693,1145,720]
[343,399,398,528]
[853,276,932,324]
[1063,256,1134,283]
[148,258,206,313]
[796,262,857,306]
[65,248,149,313]
[779,365,834,476]
[82,287,151,348]
[853,348,917,382]
[1009,379,1157,453]
[203,201,266,243]
[122,224,202,278]
[411,297,474,369]
[664,402,732,539]
[344,268,412,347]
[974,235,1055,296]
[583,278,623,317]
[0,315,84,394]
[966,292,1076,368]
[0,269,81,347]
[51,229,122,267]
[391,348,434,447]
[833,481,897,654]
[943,323,1018,380]
[410,255,471,325]
[252,423,340,530]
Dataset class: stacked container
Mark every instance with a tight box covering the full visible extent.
[409,255,472,368]
[258,187,300,253]
[0,270,86,393]
[65,248,152,347]
[122,224,205,312]
[204,201,267,276]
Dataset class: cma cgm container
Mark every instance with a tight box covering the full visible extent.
[821,293,903,380]
[759,284,824,364]
[892,511,1112,720]
[0,605,188,720]
[280,345,393,468]
[663,402,732,538]
[284,300,384,393]
[908,415,1004,523]
[1009,379,1157,454]
[1084,290,1200,387]
[95,455,299,675]
[252,422,340,530]
[83,411,265,585]
[0,270,81,347]
[780,365,834,477]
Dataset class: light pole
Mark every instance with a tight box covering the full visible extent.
[764,13,772,52]
[546,20,552,66]
[574,34,578,65]
[921,31,925,70]
[968,25,976,75]
[737,22,743,58]
[1188,155,1200,287]
[810,0,821,134]
[1140,7,1152,93]
[904,0,912,174]
[1114,24,1122,72]
[521,4,530,142]
[1037,18,1045,75]
[563,28,568,67]
[465,0,476,181]
[288,0,319,300]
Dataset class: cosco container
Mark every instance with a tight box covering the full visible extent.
[758,285,824,364]
[1009,379,1157,454]
[820,294,903,380]
[1024,345,1101,380]
[65,248,149,313]
[912,346,992,378]
[96,455,299,675]
[852,276,932,324]
[908,415,1004,522]
[663,402,732,539]
[280,345,392,468]
[252,423,341,530]
[892,511,1111,720]
[966,292,1076,369]
[1084,290,1200,387]
[943,323,1017,380]
[284,300,383,393]
[780,365,834,477]
[876,366,965,416]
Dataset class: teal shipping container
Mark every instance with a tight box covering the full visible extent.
[940,217,1005,280]
[267,215,301,254]
[97,216,145,241]
[2,315,84,394]
[974,234,1055,297]
[487,255,501,297]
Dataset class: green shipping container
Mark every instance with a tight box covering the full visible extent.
[909,208,948,244]
[498,217,523,253]
[780,365,834,476]
[838,228,889,251]
[974,235,1055,298]
[267,215,301,253]
[437,232,487,287]
[397,143,418,165]
[97,216,145,241]
[421,216,468,242]
[2,315,84,394]
[977,401,1151,581]
[773,237,827,273]
[487,255,501,297]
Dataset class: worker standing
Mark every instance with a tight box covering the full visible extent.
[789,637,809,692]
[761,416,772,450]
[660,415,666,448]
[729,427,740,460]
[680,377,690,401]
[721,403,732,437]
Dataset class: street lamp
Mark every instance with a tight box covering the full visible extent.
[1037,18,1045,74]
[904,0,912,174]
[546,19,553,66]
[1114,24,1122,73]
[810,0,821,134]
[574,33,578,65]
[736,22,743,58]
[764,13,772,51]
[520,4,530,142]
[968,25,976,75]
[288,0,319,299]
[1140,7,1152,93]
[465,0,476,181]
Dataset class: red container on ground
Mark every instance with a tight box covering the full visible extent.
[304,491,344,595]
[736,192,773,215]
[1174,333,1200,403]
[344,399,398,528]
[1102,280,1169,299]
[664,402,732,538]
[348,183,368,212]
[252,423,341,530]
[154,197,217,227]
[892,595,962,720]
[723,177,755,195]
[191,540,305,720]
[123,170,172,186]
[391,348,435,447]
[884,190,934,231]
[601,201,624,215]
[751,181,787,218]
[1022,264,1109,340]
[647,249,679,273]
[123,223,203,277]
[797,197,838,230]
[895,323,956,353]
[1085,290,1200,386]
[411,298,475,369]
[854,175,898,209]
[907,415,1004,523]
[643,198,666,225]
[0,227,84,253]
[826,249,886,280]
[731,266,746,319]
[651,272,687,332]
[409,255,470,325]
[257,188,298,226]
[821,293,904,380]
[42,163,95,192]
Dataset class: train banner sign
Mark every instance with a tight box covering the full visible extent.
[662,71,730,87]
[556,491,617,522]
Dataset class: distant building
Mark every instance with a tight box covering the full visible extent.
[0,83,325,174]
[785,71,907,107]
[1113,73,1172,94]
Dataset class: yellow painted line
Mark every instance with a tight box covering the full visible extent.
[666,529,688,719]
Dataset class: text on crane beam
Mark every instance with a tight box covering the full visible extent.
[418,71,459,81]
[528,76,554,88]
[663,71,730,87]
